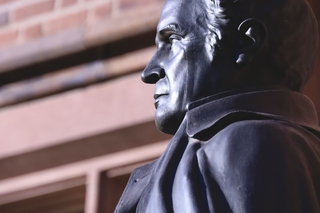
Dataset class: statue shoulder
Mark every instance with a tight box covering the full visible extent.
[199,119,316,169]
[196,119,320,213]
[206,119,307,152]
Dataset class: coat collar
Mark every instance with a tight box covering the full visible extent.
[186,87,319,140]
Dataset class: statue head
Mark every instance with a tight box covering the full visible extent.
[141,0,319,134]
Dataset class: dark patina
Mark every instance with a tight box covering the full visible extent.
[116,0,320,212]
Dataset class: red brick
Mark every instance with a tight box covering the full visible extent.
[45,10,87,34]
[0,0,18,6]
[13,0,54,22]
[61,0,77,8]
[119,0,151,10]
[21,24,43,41]
[119,0,164,9]
[0,29,17,48]
[91,2,112,20]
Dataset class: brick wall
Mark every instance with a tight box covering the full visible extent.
[0,0,317,49]
[0,1,165,212]
[0,0,161,49]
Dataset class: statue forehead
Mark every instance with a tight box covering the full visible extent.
[158,0,209,30]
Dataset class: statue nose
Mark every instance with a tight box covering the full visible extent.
[141,65,165,84]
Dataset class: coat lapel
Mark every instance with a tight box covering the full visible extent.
[115,161,156,213]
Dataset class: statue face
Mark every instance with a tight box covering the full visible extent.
[142,0,237,134]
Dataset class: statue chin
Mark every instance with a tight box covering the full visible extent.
[155,110,184,135]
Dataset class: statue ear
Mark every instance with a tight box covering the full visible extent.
[236,18,267,66]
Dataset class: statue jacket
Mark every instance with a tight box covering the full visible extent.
[115,88,320,213]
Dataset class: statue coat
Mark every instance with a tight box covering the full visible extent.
[115,88,320,213]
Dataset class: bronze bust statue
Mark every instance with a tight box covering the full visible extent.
[115,0,320,212]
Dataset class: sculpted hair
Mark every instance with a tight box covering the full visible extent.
[209,0,319,91]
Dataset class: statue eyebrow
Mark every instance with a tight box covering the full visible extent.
[159,23,180,36]
[156,23,183,46]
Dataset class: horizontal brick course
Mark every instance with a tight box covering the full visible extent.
[0,0,18,6]
[0,28,17,48]
[0,3,162,74]
[60,0,78,8]
[44,10,87,34]
[13,0,55,22]
[90,2,112,20]
[20,24,43,41]
[0,0,162,49]
[119,0,162,10]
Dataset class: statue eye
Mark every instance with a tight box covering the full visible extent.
[169,34,181,44]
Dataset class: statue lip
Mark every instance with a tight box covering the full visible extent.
[154,93,168,100]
